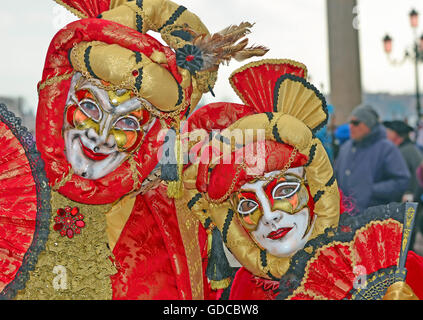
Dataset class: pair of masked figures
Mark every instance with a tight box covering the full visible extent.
[0,0,422,300]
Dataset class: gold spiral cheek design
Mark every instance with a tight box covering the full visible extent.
[248,208,263,227]
[271,200,294,214]
[271,184,310,214]
[110,128,143,153]
[110,128,128,150]
[230,193,262,232]
[239,209,263,232]
[74,112,100,133]
[209,201,291,279]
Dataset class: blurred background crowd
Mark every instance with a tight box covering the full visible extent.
[319,104,423,253]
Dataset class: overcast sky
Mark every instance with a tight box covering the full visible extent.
[1,0,423,114]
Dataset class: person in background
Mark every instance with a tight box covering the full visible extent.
[335,105,410,214]
[384,120,423,250]
[333,123,350,160]
[383,120,423,203]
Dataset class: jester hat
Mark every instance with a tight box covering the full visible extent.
[190,59,340,280]
[37,0,267,204]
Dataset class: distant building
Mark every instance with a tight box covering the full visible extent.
[0,96,35,135]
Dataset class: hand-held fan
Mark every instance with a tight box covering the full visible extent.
[0,103,51,300]
[277,202,420,300]
[351,202,418,300]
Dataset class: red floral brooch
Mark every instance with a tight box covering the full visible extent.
[53,206,85,239]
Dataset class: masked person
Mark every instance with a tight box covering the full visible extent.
[182,59,423,300]
[2,0,267,300]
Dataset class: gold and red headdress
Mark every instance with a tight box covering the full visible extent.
[37,0,267,204]
[185,59,340,280]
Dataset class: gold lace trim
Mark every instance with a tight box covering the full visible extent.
[53,0,88,19]
[15,191,116,300]
[51,167,74,191]
[174,196,204,300]
[38,71,75,94]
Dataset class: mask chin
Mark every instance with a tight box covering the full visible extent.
[251,208,314,258]
[64,128,129,180]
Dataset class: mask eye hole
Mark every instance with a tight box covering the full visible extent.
[237,199,259,215]
[272,182,300,199]
[114,116,141,131]
[79,100,101,122]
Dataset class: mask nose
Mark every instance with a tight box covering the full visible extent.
[85,125,116,150]
[262,209,283,229]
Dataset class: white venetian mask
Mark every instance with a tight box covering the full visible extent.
[232,167,315,257]
[62,73,155,180]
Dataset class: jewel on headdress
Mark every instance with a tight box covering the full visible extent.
[176,44,204,74]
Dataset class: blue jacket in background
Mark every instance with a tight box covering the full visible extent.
[334,124,410,214]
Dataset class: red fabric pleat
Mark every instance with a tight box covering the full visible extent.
[57,0,112,18]
[302,244,355,300]
[111,184,212,300]
[142,185,193,299]
[110,190,182,299]
[229,61,307,113]
[352,221,402,275]
[0,122,37,292]
[229,267,276,300]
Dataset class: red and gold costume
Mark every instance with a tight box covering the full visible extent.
[0,0,267,300]
[182,59,423,300]
[1,0,422,301]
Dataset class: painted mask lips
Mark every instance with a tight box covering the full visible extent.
[267,227,293,240]
[80,139,110,161]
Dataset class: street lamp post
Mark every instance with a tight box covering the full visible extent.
[383,8,423,124]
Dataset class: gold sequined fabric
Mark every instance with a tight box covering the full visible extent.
[15,191,116,300]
